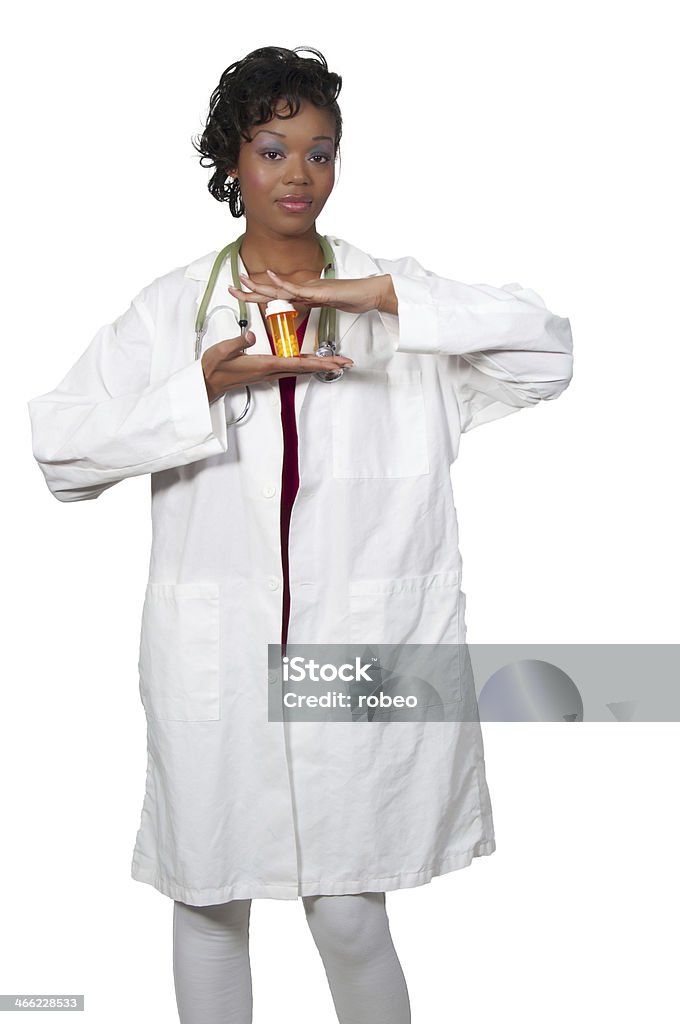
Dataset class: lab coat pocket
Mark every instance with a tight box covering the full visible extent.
[348,570,464,704]
[331,368,430,478]
[138,582,220,722]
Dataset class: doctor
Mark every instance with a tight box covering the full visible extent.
[27,44,573,1024]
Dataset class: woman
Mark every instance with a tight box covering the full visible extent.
[27,45,573,1024]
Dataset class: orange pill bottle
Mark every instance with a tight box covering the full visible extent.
[265,300,300,357]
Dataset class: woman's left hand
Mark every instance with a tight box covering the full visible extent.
[228,271,397,316]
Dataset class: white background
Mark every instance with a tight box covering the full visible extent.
[3,1,679,1022]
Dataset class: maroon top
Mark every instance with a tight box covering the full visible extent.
[266,312,309,649]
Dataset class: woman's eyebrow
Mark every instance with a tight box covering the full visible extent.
[253,129,334,141]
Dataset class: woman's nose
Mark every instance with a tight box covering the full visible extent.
[284,158,310,184]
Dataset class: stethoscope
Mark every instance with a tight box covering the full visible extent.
[194,231,342,425]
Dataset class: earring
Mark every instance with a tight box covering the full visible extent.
[227,176,245,218]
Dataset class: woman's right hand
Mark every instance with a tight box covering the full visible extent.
[201,332,354,404]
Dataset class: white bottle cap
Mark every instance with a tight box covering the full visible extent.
[265,299,297,317]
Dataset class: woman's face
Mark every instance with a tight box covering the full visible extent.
[229,99,337,233]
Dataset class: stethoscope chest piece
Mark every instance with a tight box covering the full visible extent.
[314,340,344,382]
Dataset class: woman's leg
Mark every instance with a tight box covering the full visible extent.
[172,899,253,1024]
[302,892,411,1024]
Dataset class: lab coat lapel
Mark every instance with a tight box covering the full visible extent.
[185,248,272,359]
[292,237,386,421]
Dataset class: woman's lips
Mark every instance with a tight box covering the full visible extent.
[276,199,313,212]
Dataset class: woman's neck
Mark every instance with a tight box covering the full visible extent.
[239,229,326,277]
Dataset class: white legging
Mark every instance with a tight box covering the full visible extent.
[173,892,411,1023]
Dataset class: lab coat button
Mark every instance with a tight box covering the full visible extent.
[268,578,280,590]
[262,485,277,498]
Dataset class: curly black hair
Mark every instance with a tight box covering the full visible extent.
[191,46,343,218]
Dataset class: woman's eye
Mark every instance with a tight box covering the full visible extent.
[261,151,331,163]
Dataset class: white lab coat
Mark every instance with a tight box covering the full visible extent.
[27,234,573,905]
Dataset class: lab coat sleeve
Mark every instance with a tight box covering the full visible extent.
[372,253,574,433]
[27,282,229,501]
